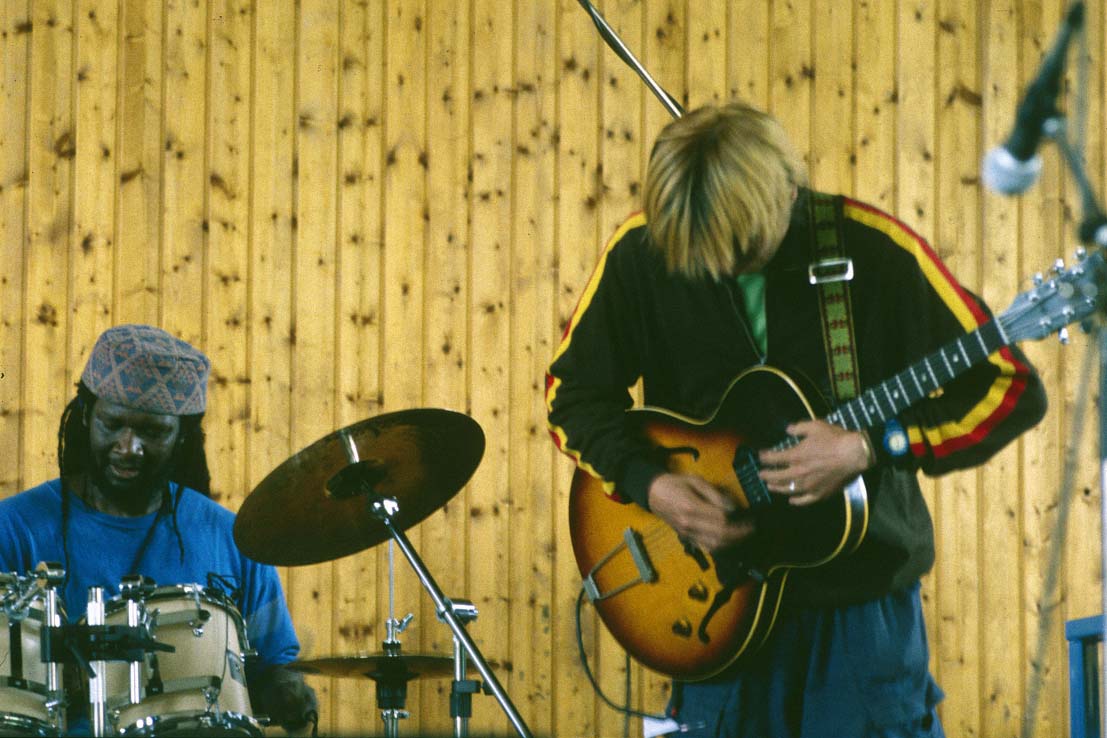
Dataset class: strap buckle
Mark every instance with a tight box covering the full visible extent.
[808,257,854,284]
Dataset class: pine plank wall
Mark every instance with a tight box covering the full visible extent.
[0,1,1104,736]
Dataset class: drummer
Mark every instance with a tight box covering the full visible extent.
[0,324,317,733]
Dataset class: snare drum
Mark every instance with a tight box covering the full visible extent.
[99,584,260,737]
[0,578,62,737]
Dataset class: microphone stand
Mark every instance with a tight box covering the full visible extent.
[1016,106,1107,738]
[576,0,684,119]
[1050,116,1107,737]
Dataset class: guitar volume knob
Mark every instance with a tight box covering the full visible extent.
[671,619,693,638]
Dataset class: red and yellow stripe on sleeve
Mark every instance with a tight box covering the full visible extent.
[545,212,646,493]
[843,199,1030,459]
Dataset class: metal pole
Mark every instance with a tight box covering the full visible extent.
[127,598,143,706]
[87,587,107,738]
[42,580,64,732]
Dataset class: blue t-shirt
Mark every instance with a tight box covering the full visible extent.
[0,479,299,668]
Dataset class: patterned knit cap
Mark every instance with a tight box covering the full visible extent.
[81,324,210,415]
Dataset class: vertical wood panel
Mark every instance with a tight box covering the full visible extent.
[3,3,1106,736]
[288,0,340,732]
[21,0,74,488]
[934,1,983,733]
[469,0,514,732]
[331,0,385,731]
[245,0,297,727]
[769,0,812,159]
[380,0,428,729]
[0,1,30,490]
[554,2,602,734]
[115,0,162,324]
[205,0,251,514]
[980,1,1027,735]
[70,0,117,370]
[161,0,207,344]
[686,0,726,107]
[418,0,469,732]
[727,1,770,107]
[598,0,655,723]
[853,0,895,208]
[809,0,852,193]
[512,0,559,731]
[895,0,941,695]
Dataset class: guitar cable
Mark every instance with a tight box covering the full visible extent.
[574,587,670,724]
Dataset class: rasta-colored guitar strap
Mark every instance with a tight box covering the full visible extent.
[807,193,861,403]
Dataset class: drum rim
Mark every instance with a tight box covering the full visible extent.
[0,710,59,737]
[91,583,249,644]
[102,584,237,613]
[114,709,262,736]
[0,677,50,696]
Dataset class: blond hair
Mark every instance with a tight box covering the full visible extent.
[643,102,807,279]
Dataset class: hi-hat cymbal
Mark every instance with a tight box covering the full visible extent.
[234,408,484,566]
[287,653,455,682]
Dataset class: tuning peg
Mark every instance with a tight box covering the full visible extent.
[1075,245,1088,261]
[1052,258,1066,275]
[1058,327,1071,345]
[1032,272,1045,286]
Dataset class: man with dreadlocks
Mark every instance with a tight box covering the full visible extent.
[0,324,317,734]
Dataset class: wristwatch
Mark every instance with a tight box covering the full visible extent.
[883,418,909,457]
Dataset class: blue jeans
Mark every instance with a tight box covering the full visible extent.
[668,583,945,738]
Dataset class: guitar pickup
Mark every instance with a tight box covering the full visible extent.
[732,447,771,509]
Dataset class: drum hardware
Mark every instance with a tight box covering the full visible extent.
[235,409,534,738]
[86,587,107,738]
[96,584,263,737]
[41,588,175,738]
[119,576,157,710]
[0,563,67,737]
[439,599,482,738]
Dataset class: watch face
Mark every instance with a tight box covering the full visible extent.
[886,428,909,456]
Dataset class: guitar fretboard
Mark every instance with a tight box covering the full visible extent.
[823,319,1009,432]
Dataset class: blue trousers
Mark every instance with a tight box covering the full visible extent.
[668,583,945,738]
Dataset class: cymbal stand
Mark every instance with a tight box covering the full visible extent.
[336,432,534,738]
[439,599,480,738]
[379,539,415,738]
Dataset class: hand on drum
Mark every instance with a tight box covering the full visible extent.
[251,664,319,732]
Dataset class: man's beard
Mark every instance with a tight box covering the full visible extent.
[85,447,175,513]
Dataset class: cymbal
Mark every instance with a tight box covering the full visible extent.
[286,653,455,682]
[234,408,484,566]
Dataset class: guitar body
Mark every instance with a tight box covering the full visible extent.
[569,365,869,680]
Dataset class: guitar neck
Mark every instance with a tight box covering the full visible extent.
[823,319,1010,432]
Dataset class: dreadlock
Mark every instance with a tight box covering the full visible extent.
[56,382,213,580]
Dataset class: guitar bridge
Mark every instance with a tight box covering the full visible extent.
[582,528,657,603]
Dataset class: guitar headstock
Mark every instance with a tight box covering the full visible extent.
[1000,247,1106,344]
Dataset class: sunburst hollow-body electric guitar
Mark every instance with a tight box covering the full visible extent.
[569,249,1106,681]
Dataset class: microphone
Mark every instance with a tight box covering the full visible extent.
[982,2,1084,194]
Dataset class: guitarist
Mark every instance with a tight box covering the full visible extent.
[545,102,1047,737]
